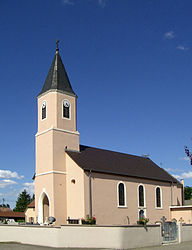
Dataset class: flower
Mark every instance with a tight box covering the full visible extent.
[81,215,96,225]
[137,216,149,226]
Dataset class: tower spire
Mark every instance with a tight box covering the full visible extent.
[38,41,76,97]
[56,39,59,52]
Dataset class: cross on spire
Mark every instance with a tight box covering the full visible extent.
[56,39,59,50]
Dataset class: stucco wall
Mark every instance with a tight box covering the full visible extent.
[171,207,192,224]
[37,91,77,133]
[0,224,161,249]
[66,154,85,219]
[25,208,36,223]
[35,172,67,225]
[35,90,79,226]
[84,172,182,225]
[180,224,192,242]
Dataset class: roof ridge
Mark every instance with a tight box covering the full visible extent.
[79,144,150,160]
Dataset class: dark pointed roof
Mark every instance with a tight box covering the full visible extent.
[38,48,76,97]
[66,145,181,185]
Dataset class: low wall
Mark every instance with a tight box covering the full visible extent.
[0,225,60,247]
[59,225,162,249]
[0,224,162,249]
[180,224,192,243]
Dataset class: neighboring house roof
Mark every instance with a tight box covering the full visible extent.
[0,211,25,219]
[66,145,181,185]
[38,48,76,97]
[184,200,192,206]
[27,200,35,208]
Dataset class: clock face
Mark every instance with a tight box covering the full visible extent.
[63,100,70,108]
[42,101,46,108]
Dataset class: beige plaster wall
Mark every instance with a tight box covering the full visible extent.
[0,225,60,247]
[172,184,183,206]
[0,224,162,249]
[53,173,67,225]
[84,172,182,225]
[180,224,192,242]
[52,129,79,172]
[35,172,67,225]
[25,208,36,223]
[171,208,192,224]
[37,91,77,133]
[36,130,53,174]
[56,92,77,132]
[66,154,85,220]
[59,225,162,249]
[38,92,57,133]
[35,174,54,221]
[35,90,79,225]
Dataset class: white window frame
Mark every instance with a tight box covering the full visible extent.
[62,99,71,120]
[117,181,127,208]
[41,100,47,121]
[138,184,146,208]
[155,186,163,209]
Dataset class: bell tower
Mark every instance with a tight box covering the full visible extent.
[35,42,79,224]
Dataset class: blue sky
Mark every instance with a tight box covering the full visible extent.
[1,0,192,208]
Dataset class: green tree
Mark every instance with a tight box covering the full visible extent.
[13,190,32,212]
[184,186,192,200]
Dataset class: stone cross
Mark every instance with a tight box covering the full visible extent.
[161,216,166,223]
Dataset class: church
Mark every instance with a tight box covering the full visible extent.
[34,44,183,226]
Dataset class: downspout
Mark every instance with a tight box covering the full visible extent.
[89,170,92,218]
[181,179,184,206]
[171,181,173,206]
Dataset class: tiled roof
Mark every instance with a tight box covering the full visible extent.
[27,200,35,208]
[38,49,76,97]
[66,145,181,185]
[0,211,25,218]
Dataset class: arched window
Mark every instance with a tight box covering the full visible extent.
[118,182,126,206]
[138,185,145,207]
[63,100,70,119]
[42,101,46,120]
[156,187,162,208]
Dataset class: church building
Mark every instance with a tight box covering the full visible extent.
[34,44,183,226]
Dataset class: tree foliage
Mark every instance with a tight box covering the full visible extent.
[184,186,192,200]
[13,190,32,212]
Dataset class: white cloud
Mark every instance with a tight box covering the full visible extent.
[0,170,24,180]
[165,168,183,173]
[178,157,190,161]
[172,171,192,180]
[177,45,189,51]
[0,179,17,188]
[98,0,107,8]
[22,182,34,196]
[164,31,175,39]
[62,0,74,5]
